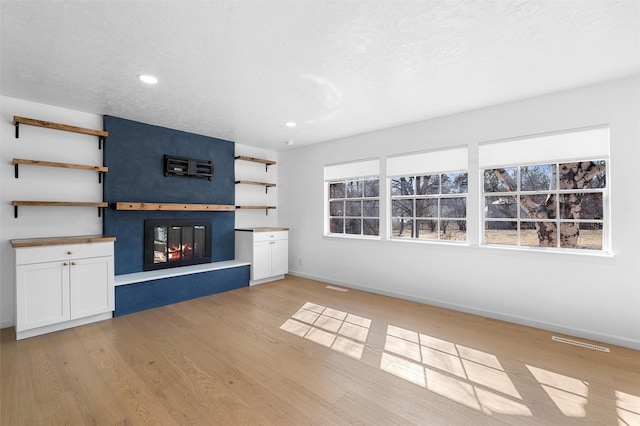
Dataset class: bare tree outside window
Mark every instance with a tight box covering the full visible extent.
[483,160,606,250]
[329,177,379,237]
[391,172,467,241]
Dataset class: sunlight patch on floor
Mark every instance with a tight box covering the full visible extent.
[616,390,640,425]
[526,365,588,417]
[280,302,371,360]
[381,324,531,416]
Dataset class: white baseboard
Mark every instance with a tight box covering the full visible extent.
[0,318,15,330]
[288,270,640,351]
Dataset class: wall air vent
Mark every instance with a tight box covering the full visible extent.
[164,155,213,180]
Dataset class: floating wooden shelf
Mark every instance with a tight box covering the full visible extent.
[235,180,276,187]
[236,205,276,215]
[235,155,276,172]
[113,202,235,212]
[235,180,276,193]
[11,201,108,218]
[13,158,108,182]
[234,156,276,166]
[14,116,108,148]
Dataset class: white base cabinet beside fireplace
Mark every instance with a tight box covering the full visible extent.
[235,228,288,285]
[12,238,115,340]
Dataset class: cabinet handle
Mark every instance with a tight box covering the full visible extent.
[269,241,276,244]
[67,251,73,255]
[71,262,77,266]
[63,262,69,266]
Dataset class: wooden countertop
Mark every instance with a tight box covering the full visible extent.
[10,235,116,248]
[235,227,289,232]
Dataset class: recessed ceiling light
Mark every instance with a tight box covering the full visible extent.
[138,74,158,84]
[284,140,295,146]
[285,121,296,127]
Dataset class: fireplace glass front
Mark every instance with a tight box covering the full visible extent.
[144,220,212,271]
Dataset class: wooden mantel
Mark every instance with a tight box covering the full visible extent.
[113,202,235,211]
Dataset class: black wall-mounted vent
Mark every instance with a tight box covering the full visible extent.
[164,155,214,180]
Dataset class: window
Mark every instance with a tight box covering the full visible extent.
[390,172,467,240]
[329,177,380,236]
[387,146,468,242]
[325,159,380,237]
[479,126,609,252]
[483,161,606,250]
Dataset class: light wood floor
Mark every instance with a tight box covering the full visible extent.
[2,275,639,425]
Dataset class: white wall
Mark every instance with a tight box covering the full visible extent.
[0,96,104,328]
[234,144,278,229]
[278,75,640,349]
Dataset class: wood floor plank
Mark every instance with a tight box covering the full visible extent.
[1,275,639,425]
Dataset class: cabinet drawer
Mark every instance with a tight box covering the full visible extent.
[15,242,114,265]
[253,231,288,242]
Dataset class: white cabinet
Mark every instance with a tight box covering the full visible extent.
[235,229,288,285]
[13,240,114,340]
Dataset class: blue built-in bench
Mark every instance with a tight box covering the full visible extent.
[113,260,250,317]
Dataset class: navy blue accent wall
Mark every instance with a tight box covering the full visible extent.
[103,116,236,275]
[114,266,250,317]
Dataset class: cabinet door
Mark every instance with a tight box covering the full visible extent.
[16,261,70,331]
[69,256,114,320]
[270,239,288,277]
[252,241,272,280]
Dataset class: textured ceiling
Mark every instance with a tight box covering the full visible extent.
[1,1,638,151]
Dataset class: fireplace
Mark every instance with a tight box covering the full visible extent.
[144,220,212,271]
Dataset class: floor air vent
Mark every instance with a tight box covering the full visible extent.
[325,285,348,292]
[552,336,610,352]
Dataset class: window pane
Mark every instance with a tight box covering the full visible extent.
[392,199,414,217]
[416,199,437,218]
[441,172,468,194]
[560,222,602,250]
[484,221,518,245]
[363,219,379,236]
[440,198,466,218]
[416,175,439,195]
[345,200,362,216]
[484,167,517,193]
[416,220,438,240]
[392,219,413,238]
[330,201,344,216]
[346,179,363,198]
[440,220,467,241]
[520,164,556,191]
[330,218,344,234]
[391,177,414,196]
[520,194,556,219]
[364,178,380,197]
[485,196,517,218]
[345,218,361,235]
[330,182,345,199]
[559,161,607,189]
[363,200,379,217]
[520,222,557,247]
[560,193,603,220]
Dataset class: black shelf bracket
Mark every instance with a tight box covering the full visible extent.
[98,136,105,150]
[14,122,19,139]
[14,206,18,218]
[14,164,19,178]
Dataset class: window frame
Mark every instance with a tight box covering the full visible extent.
[481,158,609,253]
[326,175,381,239]
[388,170,468,243]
